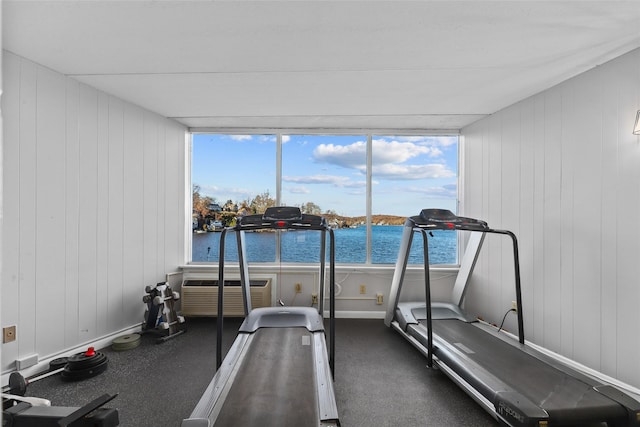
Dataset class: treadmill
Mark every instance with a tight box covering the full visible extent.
[385,208,640,427]
[182,206,339,427]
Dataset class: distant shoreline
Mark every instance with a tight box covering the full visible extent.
[210,211,408,229]
[322,214,407,228]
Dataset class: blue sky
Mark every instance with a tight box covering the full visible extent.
[192,134,458,217]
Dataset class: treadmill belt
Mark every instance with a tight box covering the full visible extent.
[427,319,627,423]
[214,327,319,427]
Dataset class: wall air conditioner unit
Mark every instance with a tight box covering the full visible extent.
[181,279,271,317]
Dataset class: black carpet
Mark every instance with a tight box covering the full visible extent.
[24,317,497,426]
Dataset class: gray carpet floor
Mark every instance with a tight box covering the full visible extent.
[24,317,498,426]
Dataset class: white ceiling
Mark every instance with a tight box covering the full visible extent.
[3,1,640,131]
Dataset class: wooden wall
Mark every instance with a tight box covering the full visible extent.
[461,48,640,388]
[1,51,187,373]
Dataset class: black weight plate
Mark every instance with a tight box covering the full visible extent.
[8,372,27,396]
[49,357,69,371]
[66,351,108,371]
[61,359,108,381]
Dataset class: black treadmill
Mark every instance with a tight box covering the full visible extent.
[182,207,339,427]
[385,208,640,427]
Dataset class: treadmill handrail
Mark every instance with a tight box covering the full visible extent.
[215,207,336,378]
[392,209,525,368]
[420,226,525,366]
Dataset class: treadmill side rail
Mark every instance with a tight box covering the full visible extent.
[313,333,340,425]
[181,420,210,427]
[185,334,253,424]
[594,385,640,426]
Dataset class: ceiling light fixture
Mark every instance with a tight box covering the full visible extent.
[634,110,640,135]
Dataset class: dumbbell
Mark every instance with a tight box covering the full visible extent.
[152,291,180,306]
[158,316,185,330]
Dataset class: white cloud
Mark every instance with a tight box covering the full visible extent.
[312,139,449,175]
[313,141,367,169]
[373,163,455,180]
[283,175,351,185]
[372,139,443,164]
[230,135,253,141]
[404,183,458,198]
[393,135,458,147]
[283,174,367,189]
[287,186,310,194]
[342,180,367,188]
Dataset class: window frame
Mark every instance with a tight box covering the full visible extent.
[188,129,461,266]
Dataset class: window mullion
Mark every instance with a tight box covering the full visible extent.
[276,134,282,263]
[366,134,372,264]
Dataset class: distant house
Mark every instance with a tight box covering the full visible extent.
[223,201,238,212]
[208,203,222,212]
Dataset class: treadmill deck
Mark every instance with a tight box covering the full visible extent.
[408,318,630,425]
[214,327,320,427]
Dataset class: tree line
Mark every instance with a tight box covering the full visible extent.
[192,185,335,228]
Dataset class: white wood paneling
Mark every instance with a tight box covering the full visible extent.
[599,56,620,379]
[122,104,145,323]
[96,92,110,337]
[107,98,125,333]
[17,58,38,360]
[2,48,21,366]
[461,48,640,388]
[64,78,80,348]
[77,83,99,343]
[569,69,603,370]
[613,51,640,387]
[1,52,187,373]
[35,65,68,357]
[519,98,536,340]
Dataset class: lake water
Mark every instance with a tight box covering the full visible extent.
[192,225,457,265]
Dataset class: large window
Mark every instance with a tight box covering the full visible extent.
[282,135,366,263]
[191,133,458,264]
[371,135,458,264]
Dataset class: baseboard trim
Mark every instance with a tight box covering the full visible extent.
[1,324,142,387]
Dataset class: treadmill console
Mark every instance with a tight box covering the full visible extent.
[237,206,326,230]
[413,208,489,231]
[263,206,303,221]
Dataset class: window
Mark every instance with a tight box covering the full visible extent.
[191,133,458,264]
[191,134,276,263]
[371,135,458,265]
[281,135,366,263]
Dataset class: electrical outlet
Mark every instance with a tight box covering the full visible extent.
[3,326,16,343]
[311,293,318,304]
[511,301,517,311]
[359,285,366,294]
[295,283,302,293]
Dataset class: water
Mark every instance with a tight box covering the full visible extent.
[192,225,457,265]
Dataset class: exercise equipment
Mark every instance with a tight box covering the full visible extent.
[2,373,28,397]
[182,206,339,427]
[1,394,50,407]
[49,357,69,371]
[142,282,186,342]
[2,357,70,397]
[112,333,141,351]
[61,347,109,381]
[385,208,640,427]
[3,393,119,427]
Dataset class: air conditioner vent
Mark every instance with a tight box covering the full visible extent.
[182,279,271,317]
